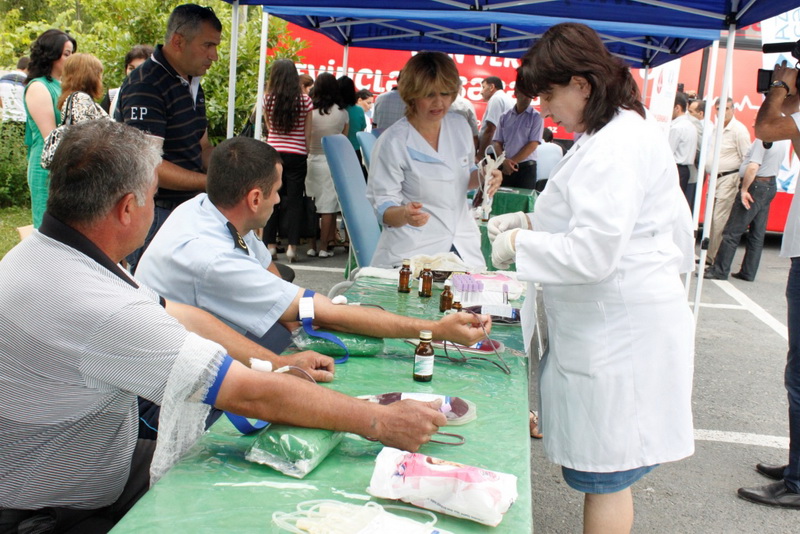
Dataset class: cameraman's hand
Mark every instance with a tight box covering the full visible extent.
[775,61,800,114]
[774,61,798,92]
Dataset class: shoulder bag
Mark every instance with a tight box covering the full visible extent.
[40,92,78,170]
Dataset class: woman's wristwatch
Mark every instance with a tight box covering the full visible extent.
[770,80,792,97]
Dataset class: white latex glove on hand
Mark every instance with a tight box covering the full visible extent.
[487,211,529,243]
[491,229,518,270]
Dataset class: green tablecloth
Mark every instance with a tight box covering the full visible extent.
[112,277,531,534]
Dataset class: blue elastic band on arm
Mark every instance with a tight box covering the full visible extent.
[300,289,349,364]
[203,354,270,435]
[203,354,233,406]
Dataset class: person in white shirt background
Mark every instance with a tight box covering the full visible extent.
[489,22,695,534]
[476,75,513,159]
[669,91,698,207]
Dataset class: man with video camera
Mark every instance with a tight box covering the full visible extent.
[738,60,800,509]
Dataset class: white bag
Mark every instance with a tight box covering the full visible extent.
[367,447,518,527]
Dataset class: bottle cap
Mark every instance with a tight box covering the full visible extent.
[419,330,433,340]
[423,263,432,269]
[402,259,410,265]
[444,280,452,287]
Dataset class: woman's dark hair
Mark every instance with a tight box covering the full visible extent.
[337,76,357,108]
[26,29,77,84]
[517,23,644,134]
[266,59,304,134]
[124,44,154,70]
[312,73,341,115]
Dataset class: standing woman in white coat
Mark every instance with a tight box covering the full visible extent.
[489,23,695,533]
[366,51,501,269]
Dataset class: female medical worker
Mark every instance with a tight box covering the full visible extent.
[489,23,695,534]
[366,51,501,269]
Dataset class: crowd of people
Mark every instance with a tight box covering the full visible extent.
[1,3,799,533]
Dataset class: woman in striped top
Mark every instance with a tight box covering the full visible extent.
[262,59,314,262]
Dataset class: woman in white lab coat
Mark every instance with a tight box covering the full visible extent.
[489,23,695,533]
[367,51,500,269]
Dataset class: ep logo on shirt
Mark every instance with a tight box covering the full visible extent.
[130,107,148,120]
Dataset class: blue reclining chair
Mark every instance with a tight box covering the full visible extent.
[356,130,377,171]
[322,134,382,295]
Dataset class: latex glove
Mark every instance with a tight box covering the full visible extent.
[487,211,529,243]
[491,229,518,270]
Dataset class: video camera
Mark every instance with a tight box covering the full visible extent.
[757,39,800,94]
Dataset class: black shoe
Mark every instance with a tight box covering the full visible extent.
[738,481,800,509]
[731,272,754,282]
[704,270,728,280]
[756,463,787,480]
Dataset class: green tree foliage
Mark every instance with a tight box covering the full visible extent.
[0,0,307,140]
[0,0,309,206]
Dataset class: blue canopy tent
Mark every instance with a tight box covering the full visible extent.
[219,0,798,319]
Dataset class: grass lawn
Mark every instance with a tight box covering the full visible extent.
[0,206,31,259]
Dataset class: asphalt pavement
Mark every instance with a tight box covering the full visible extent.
[287,235,798,533]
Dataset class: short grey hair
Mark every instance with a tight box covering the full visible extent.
[165,4,222,43]
[47,121,161,224]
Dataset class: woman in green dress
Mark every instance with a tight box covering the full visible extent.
[24,29,77,228]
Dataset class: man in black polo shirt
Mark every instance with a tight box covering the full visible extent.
[116,4,221,270]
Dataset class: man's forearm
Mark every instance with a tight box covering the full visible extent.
[740,163,758,192]
[157,159,207,191]
[477,124,497,156]
[511,141,540,162]
[165,300,279,366]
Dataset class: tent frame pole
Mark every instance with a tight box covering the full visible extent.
[254,10,270,140]
[226,0,241,139]
[693,12,738,321]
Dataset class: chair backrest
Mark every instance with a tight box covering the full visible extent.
[356,130,377,170]
[322,134,381,269]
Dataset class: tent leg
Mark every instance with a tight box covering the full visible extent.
[684,39,720,298]
[226,0,241,139]
[693,20,738,322]
[254,10,269,140]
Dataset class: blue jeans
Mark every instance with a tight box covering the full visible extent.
[707,179,776,280]
[786,258,800,492]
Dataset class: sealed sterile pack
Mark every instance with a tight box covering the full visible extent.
[291,328,384,357]
[245,425,344,478]
[272,500,453,534]
[367,447,518,527]
[357,392,477,426]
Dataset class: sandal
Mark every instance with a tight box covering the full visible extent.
[529,411,543,439]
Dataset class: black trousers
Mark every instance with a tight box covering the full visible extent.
[501,161,537,190]
[264,152,308,246]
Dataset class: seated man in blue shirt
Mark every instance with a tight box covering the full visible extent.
[136,137,491,357]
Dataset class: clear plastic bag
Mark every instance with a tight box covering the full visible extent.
[245,425,344,478]
[291,328,385,357]
[357,393,477,426]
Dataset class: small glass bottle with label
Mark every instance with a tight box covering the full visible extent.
[418,263,433,298]
[398,259,412,293]
[413,330,435,382]
[439,279,453,312]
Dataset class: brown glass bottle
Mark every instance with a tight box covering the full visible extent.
[413,330,435,382]
[398,259,412,293]
[452,300,463,312]
[418,263,433,298]
[439,280,453,312]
